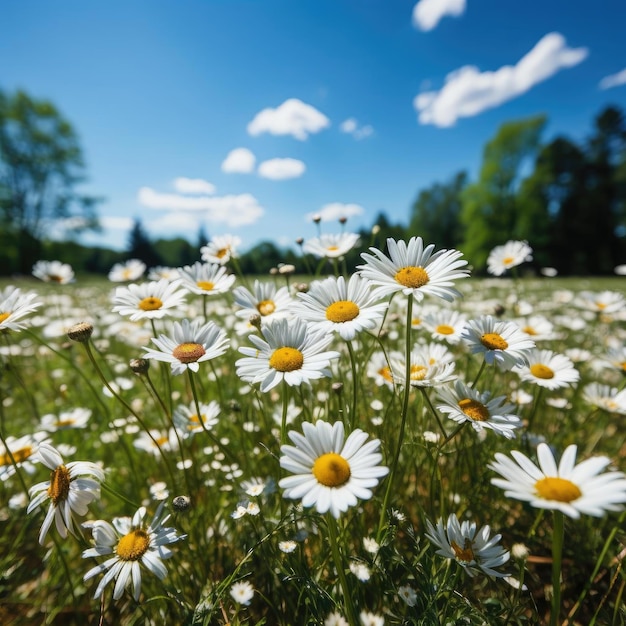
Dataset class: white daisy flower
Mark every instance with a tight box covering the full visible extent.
[278,421,389,519]
[112,279,187,321]
[366,351,396,389]
[0,433,49,481]
[517,315,557,341]
[421,309,467,344]
[359,611,385,626]
[143,318,229,375]
[490,443,626,518]
[425,514,510,577]
[178,261,236,296]
[201,234,242,265]
[576,290,625,315]
[173,400,220,436]
[293,274,387,341]
[279,539,297,553]
[27,442,104,545]
[436,380,522,439]
[398,584,417,606]
[349,560,371,581]
[233,279,293,323]
[461,315,535,370]
[388,347,456,388]
[108,259,146,282]
[83,503,185,601]
[229,580,254,605]
[147,266,180,281]
[513,349,580,390]
[302,232,360,259]
[358,236,469,302]
[325,611,349,626]
[235,317,340,393]
[486,240,533,276]
[133,429,180,456]
[0,286,42,332]
[582,383,626,415]
[32,260,75,284]
[39,407,92,431]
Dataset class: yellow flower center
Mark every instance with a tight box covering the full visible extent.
[451,538,475,563]
[412,317,421,326]
[394,266,429,289]
[620,362,626,372]
[522,326,537,335]
[596,302,606,310]
[56,419,76,428]
[326,300,360,323]
[139,296,163,311]
[49,274,64,283]
[257,300,276,316]
[217,248,228,259]
[410,365,427,381]
[47,465,71,505]
[269,347,304,372]
[312,453,351,487]
[534,477,582,502]
[530,363,555,379]
[172,342,206,363]
[116,529,151,561]
[0,312,11,324]
[0,445,32,466]
[458,398,489,421]
[480,333,508,350]
[435,324,454,335]
[502,256,515,266]
[326,245,339,252]
[196,281,215,291]
[378,366,393,382]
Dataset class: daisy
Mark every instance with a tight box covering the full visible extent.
[173,400,221,436]
[229,580,255,605]
[425,514,510,577]
[32,260,75,284]
[133,429,180,456]
[236,317,340,392]
[461,315,535,370]
[0,286,41,331]
[201,234,242,265]
[112,279,187,321]
[82,503,185,601]
[366,351,396,389]
[147,266,180,281]
[325,612,349,626]
[517,315,557,341]
[302,232,360,259]
[108,259,146,282]
[359,611,385,626]
[178,261,236,296]
[421,309,467,344]
[293,274,387,341]
[582,383,626,415]
[0,433,48,481]
[143,318,229,375]
[278,420,389,518]
[233,280,293,323]
[388,348,456,388]
[513,349,580,390]
[27,442,104,545]
[490,443,626,518]
[39,407,91,431]
[436,380,522,439]
[398,585,417,607]
[358,236,469,302]
[486,240,533,276]
[576,290,625,315]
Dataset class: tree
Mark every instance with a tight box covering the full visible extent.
[0,89,100,273]
[127,218,162,268]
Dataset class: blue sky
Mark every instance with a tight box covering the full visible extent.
[2,0,626,253]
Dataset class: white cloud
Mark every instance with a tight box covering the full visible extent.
[247,98,330,140]
[340,118,358,133]
[340,118,374,140]
[221,147,256,173]
[412,0,466,31]
[306,203,365,222]
[599,68,626,90]
[99,216,136,230]
[137,187,264,226]
[173,177,216,195]
[414,32,588,127]
[257,158,306,180]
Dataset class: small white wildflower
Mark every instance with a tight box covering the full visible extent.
[398,584,418,607]
[279,540,297,553]
[230,580,254,605]
[349,561,371,582]
[363,537,380,554]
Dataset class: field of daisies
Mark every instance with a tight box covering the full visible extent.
[0,234,625,626]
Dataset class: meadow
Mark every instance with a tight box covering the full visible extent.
[0,239,625,626]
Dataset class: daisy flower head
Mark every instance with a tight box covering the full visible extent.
[236,317,340,393]
[425,514,510,578]
[39,407,92,431]
[279,420,389,518]
[293,274,387,341]
[576,290,625,315]
[233,280,293,323]
[173,400,221,436]
[0,433,48,481]
[513,349,580,390]
[108,259,146,282]
[302,232,360,259]
[366,351,396,389]
[357,236,469,302]
[0,286,41,331]
[83,503,185,602]
[178,261,236,296]
[490,443,626,519]
[388,347,456,388]
[32,260,75,284]
[359,611,385,626]
[200,234,242,265]
[461,315,536,370]
[112,279,187,321]
[518,315,557,341]
[325,611,349,626]
[436,380,522,439]
[229,580,255,605]
[147,265,180,281]
[486,240,533,276]
[582,383,626,415]
[398,584,418,607]
[422,308,467,344]
[27,442,104,545]
[143,318,229,375]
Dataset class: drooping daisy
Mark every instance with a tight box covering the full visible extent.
[27,442,104,545]
[108,259,146,282]
[486,240,533,276]
[425,514,510,577]
[0,286,41,332]
[513,349,580,390]
[229,580,255,605]
[582,383,626,415]
[233,280,293,323]
[236,318,340,392]
[143,318,229,375]
[112,279,187,321]
[0,433,48,481]
[178,261,236,296]
[32,260,75,284]
[490,443,626,519]
[39,407,92,432]
[293,274,387,341]
[201,234,242,265]
[82,503,185,601]
[421,309,467,344]
[461,315,536,370]
[358,237,469,302]
[436,380,522,439]
[302,232,360,259]
[279,420,389,518]
[173,400,221,436]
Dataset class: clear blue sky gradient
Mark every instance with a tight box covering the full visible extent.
[2,0,626,253]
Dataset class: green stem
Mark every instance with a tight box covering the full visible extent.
[550,510,565,626]
[527,386,544,434]
[471,360,487,388]
[419,387,447,438]
[326,515,358,626]
[346,340,359,429]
